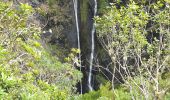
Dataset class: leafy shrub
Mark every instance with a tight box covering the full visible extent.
[0,1,82,99]
[95,0,170,99]
[73,83,114,100]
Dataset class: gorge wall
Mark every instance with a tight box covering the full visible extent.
[11,0,112,93]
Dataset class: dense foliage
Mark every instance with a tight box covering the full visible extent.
[95,0,170,99]
[0,1,81,99]
[0,0,170,100]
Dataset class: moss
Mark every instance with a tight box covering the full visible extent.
[96,74,108,85]
[98,0,109,14]
[79,0,91,56]
[80,0,88,24]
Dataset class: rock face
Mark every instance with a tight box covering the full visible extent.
[45,0,78,48]
[19,0,78,48]
[12,0,106,93]
[78,0,99,93]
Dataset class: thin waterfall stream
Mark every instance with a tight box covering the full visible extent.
[73,0,82,94]
[88,0,97,91]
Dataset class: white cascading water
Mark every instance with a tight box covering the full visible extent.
[88,0,97,91]
[73,0,82,94]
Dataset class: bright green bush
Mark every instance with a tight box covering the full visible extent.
[0,1,82,99]
[73,83,114,100]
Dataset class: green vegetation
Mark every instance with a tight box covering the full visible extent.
[0,1,81,99]
[95,0,170,99]
[98,0,109,14]
[0,0,170,100]
[80,0,89,24]
[73,83,114,100]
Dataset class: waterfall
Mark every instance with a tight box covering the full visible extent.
[73,0,82,94]
[72,0,80,51]
[88,0,97,91]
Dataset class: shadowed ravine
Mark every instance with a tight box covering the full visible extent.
[88,0,97,91]
[72,0,99,93]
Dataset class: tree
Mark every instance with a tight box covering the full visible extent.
[95,0,170,99]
